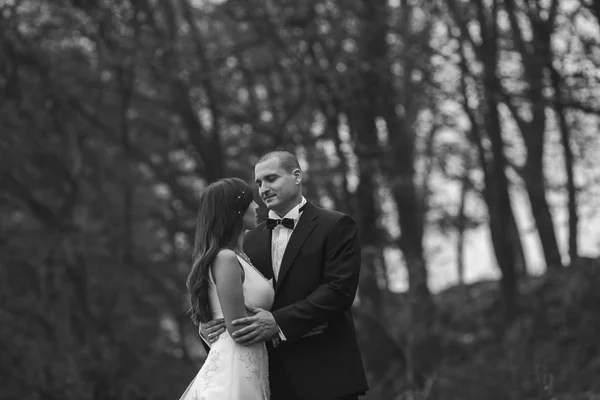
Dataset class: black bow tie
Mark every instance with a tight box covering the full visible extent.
[265,203,307,230]
[266,218,295,230]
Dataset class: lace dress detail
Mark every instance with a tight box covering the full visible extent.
[240,349,259,381]
[179,254,274,400]
[200,350,220,387]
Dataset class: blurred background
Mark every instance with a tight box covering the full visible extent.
[1,0,600,399]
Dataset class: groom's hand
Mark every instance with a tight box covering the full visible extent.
[231,306,279,346]
[199,319,225,343]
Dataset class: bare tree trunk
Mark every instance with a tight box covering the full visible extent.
[153,0,226,183]
[352,0,437,390]
[181,0,226,181]
[367,0,434,321]
[345,75,404,390]
[346,96,385,317]
[550,64,578,263]
[315,78,355,216]
[307,10,388,317]
[456,155,470,287]
[509,211,528,278]
[451,0,521,320]
[503,0,564,271]
[522,161,563,269]
[482,77,519,320]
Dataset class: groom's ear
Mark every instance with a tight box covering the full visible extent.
[293,168,302,184]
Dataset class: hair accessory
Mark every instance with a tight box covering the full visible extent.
[236,190,246,214]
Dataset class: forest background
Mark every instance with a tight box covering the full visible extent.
[2,0,600,399]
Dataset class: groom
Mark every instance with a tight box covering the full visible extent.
[202,150,368,400]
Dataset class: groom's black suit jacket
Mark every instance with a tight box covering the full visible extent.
[243,202,368,400]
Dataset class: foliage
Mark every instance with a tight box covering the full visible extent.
[1,0,600,399]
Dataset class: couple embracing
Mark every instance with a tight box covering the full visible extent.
[179,150,368,400]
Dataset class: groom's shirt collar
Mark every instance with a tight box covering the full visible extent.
[268,196,307,223]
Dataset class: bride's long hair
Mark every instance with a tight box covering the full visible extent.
[187,178,253,324]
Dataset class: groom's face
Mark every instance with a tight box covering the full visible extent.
[255,157,301,215]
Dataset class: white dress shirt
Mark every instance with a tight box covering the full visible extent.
[270,196,307,281]
[269,196,306,344]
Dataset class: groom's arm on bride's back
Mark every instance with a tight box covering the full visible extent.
[272,213,361,342]
[210,250,248,336]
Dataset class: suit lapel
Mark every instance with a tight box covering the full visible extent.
[265,228,273,283]
[275,203,318,293]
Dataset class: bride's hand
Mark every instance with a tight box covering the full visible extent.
[199,319,225,343]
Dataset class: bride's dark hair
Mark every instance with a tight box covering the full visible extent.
[187,177,253,324]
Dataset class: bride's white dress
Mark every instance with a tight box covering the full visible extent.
[179,254,275,400]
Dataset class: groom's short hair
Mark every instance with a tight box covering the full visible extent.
[257,150,301,174]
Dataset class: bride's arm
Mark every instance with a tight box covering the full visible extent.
[211,250,247,336]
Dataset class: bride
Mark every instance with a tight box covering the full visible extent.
[179,178,274,400]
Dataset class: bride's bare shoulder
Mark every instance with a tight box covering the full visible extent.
[214,249,237,266]
[211,249,243,284]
